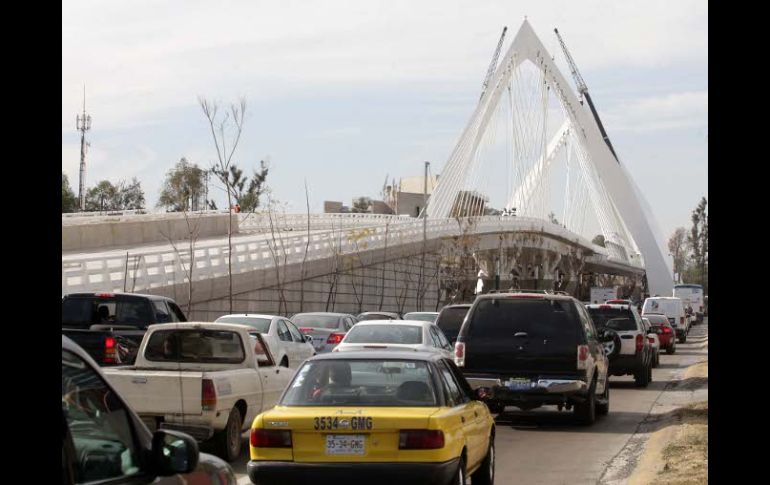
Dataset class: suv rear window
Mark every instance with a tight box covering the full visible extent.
[62,295,154,329]
[467,298,581,341]
[587,307,636,330]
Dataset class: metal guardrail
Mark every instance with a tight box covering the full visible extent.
[62,215,633,294]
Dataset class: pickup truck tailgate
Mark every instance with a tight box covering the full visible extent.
[103,369,203,416]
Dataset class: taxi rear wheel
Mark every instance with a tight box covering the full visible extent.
[471,439,495,485]
[449,455,466,485]
[213,407,243,462]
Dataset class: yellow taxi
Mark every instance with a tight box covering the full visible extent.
[247,351,496,485]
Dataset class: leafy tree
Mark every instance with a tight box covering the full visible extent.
[351,197,372,213]
[591,235,606,247]
[667,227,688,282]
[85,179,145,211]
[157,158,207,212]
[211,161,269,212]
[686,197,708,290]
[62,172,77,213]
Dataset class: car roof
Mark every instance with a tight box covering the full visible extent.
[64,292,173,301]
[441,304,472,308]
[148,322,255,332]
[292,312,349,317]
[359,311,401,316]
[475,292,575,301]
[309,350,444,362]
[215,314,279,320]
[403,312,439,315]
[351,319,433,327]
[586,303,632,309]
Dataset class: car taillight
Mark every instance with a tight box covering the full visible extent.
[95,293,115,298]
[647,337,655,344]
[250,429,292,448]
[662,326,672,334]
[104,336,117,364]
[299,327,313,333]
[454,342,465,367]
[327,333,344,344]
[577,345,589,370]
[635,334,644,352]
[399,430,444,449]
[202,379,216,411]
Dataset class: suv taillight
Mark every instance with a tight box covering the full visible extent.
[399,430,445,449]
[104,336,118,364]
[577,345,589,370]
[454,342,465,367]
[662,326,672,334]
[202,379,217,411]
[250,429,292,448]
[635,334,644,353]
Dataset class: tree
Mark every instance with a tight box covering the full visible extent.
[591,235,606,247]
[62,172,77,213]
[351,197,372,213]
[200,97,247,314]
[667,227,688,282]
[85,179,145,211]
[157,158,207,212]
[211,161,269,212]
[687,197,708,289]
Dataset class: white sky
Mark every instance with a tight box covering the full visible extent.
[62,0,708,241]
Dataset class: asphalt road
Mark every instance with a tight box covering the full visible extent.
[232,320,708,484]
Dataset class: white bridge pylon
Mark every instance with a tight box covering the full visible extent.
[425,20,673,295]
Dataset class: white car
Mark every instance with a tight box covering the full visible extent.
[642,317,660,367]
[642,297,690,343]
[402,311,439,322]
[214,314,314,368]
[333,320,454,358]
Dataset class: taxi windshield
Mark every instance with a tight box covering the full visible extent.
[281,359,438,407]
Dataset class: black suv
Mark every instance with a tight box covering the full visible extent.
[435,303,472,344]
[454,293,610,424]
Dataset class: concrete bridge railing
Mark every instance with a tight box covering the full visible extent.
[62,215,632,294]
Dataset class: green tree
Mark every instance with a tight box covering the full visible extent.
[211,161,269,212]
[686,197,708,290]
[85,179,145,211]
[351,197,372,213]
[667,227,688,283]
[62,172,77,213]
[157,158,207,211]
[591,234,606,247]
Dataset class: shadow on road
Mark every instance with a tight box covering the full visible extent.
[494,409,651,434]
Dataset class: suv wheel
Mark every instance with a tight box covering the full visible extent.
[678,333,687,344]
[634,363,650,387]
[574,380,596,425]
[667,342,676,355]
[596,378,610,416]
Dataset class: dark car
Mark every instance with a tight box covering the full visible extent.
[454,293,610,424]
[62,292,187,366]
[291,312,358,353]
[62,336,237,484]
[435,304,472,343]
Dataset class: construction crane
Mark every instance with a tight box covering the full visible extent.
[554,28,619,162]
[480,26,508,100]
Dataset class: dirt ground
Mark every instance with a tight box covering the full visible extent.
[629,362,708,485]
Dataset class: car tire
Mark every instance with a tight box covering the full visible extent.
[450,454,467,485]
[666,344,676,355]
[471,439,495,485]
[678,334,686,344]
[486,402,505,414]
[596,377,610,416]
[212,406,243,462]
[574,379,596,425]
[648,362,653,382]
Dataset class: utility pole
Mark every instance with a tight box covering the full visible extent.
[76,86,92,211]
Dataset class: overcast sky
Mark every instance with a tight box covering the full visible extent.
[62,0,707,241]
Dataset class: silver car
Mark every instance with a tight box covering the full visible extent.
[334,320,454,358]
[290,312,357,353]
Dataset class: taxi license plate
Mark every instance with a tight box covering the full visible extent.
[506,378,532,391]
[325,435,365,455]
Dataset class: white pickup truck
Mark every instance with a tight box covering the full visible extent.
[102,322,293,462]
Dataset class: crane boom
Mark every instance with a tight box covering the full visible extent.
[554,28,619,162]
[480,26,508,100]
